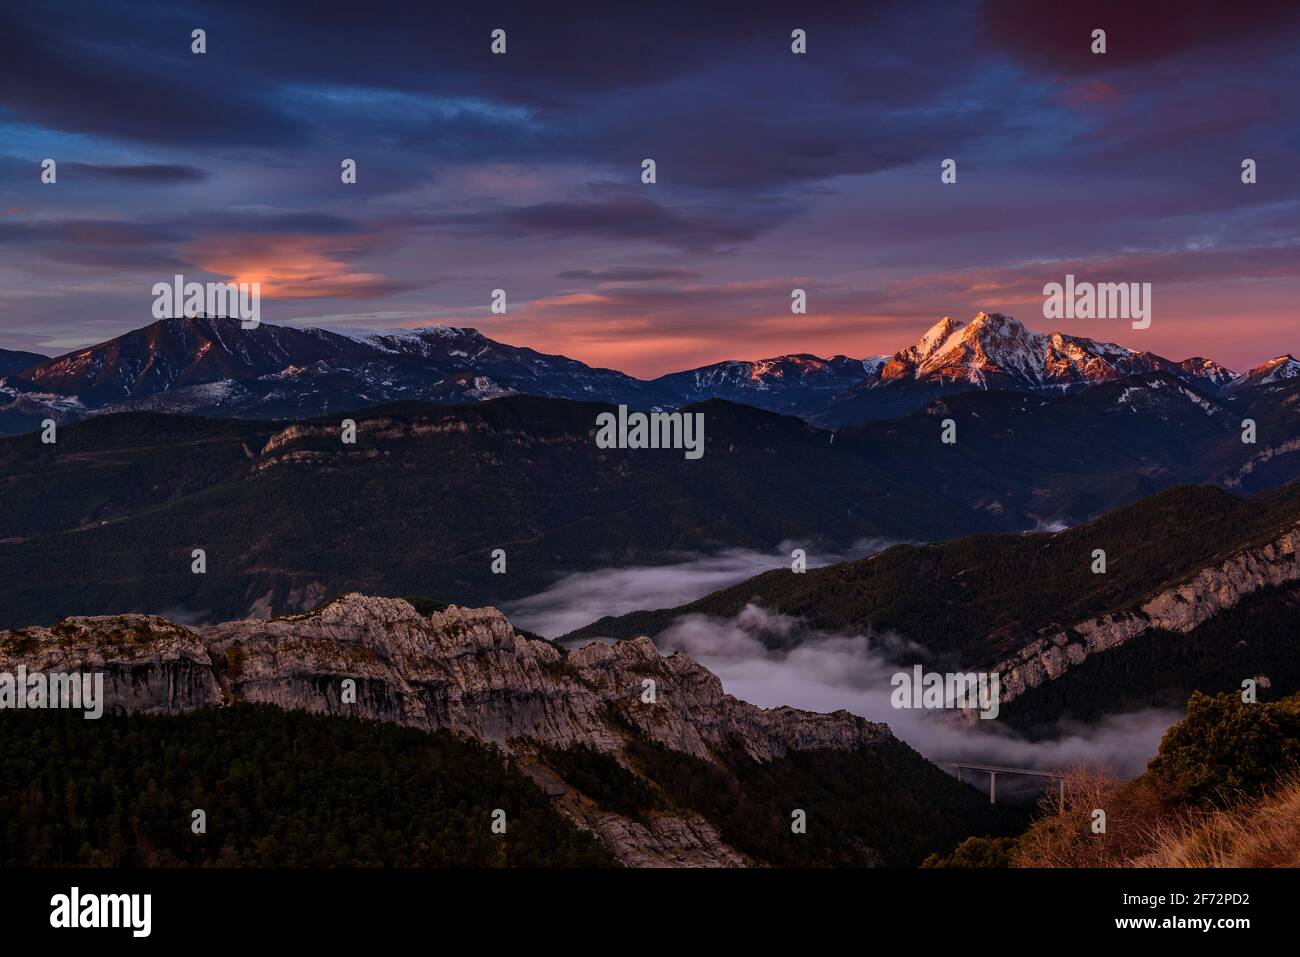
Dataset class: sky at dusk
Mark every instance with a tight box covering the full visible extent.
[1,0,1298,377]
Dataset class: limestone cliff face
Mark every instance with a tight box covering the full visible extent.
[992,524,1300,709]
[0,594,891,867]
[0,615,220,712]
[196,596,889,760]
[254,415,578,474]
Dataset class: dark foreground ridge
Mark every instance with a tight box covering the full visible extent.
[0,595,1020,866]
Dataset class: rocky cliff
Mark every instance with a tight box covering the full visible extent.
[0,594,893,866]
[992,524,1300,710]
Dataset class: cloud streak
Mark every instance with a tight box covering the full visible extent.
[503,541,896,639]
[63,163,209,184]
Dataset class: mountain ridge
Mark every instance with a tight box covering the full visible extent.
[2,312,1289,434]
[0,348,49,377]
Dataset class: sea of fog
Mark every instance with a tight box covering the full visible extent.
[503,545,1179,779]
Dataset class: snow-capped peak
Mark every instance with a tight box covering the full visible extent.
[861,355,890,376]
[902,316,965,363]
[877,311,1185,392]
[1177,357,1237,386]
[1230,354,1300,389]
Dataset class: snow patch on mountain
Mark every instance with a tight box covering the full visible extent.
[861,356,889,376]
[329,325,474,353]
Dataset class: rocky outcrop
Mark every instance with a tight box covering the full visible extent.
[0,615,221,712]
[0,594,893,867]
[992,524,1300,709]
[198,596,888,761]
[520,757,751,868]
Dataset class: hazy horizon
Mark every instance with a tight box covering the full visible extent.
[4,308,1295,381]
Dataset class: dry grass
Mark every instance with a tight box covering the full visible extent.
[1015,770,1300,868]
[1014,765,1159,867]
[1132,777,1300,868]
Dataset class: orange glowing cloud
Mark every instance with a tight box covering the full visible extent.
[184,233,408,299]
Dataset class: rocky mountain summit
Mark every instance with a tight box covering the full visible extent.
[877,312,1216,390]
[0,593,938,867]
[815,312,1245,424]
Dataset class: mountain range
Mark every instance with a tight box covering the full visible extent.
[0,311,1294,434]
[0,318,675,434]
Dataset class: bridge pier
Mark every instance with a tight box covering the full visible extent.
[939,761,1064,809]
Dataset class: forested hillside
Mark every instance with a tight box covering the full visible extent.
[0,705,616,867]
